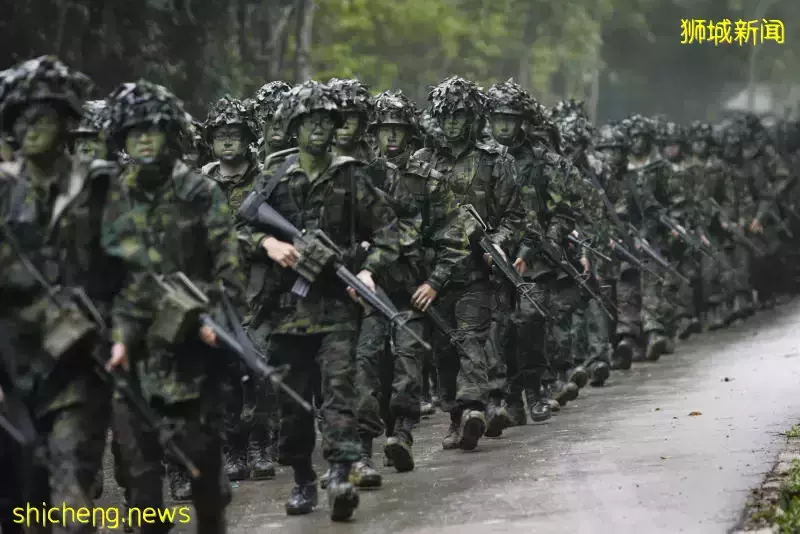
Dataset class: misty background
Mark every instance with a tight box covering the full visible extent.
[2,0,798,123]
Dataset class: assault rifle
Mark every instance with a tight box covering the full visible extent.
[238,190,431,351]
[707,199,766,255]
[459,204,552,320]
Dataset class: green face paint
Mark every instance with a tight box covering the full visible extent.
[377,124,410,157]
[265,119,286,149]
[74,135,108,163]
[440,110,471,143]
[15,106,62,157]
[490,113,523,145]
[334,112,364,148]
[125,126,167,164]
[297,111,336,155]
[211,125,246,162]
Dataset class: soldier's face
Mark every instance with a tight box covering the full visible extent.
[441,110,471,142]
[662,143,682,161]
[692,140,709,156]
[298,111,336,154]
[212,125,246,162]
[335,112,364,148]
[125,126,167,164]
[630,134,649,156]
[14,105,62,157]
[265,119,287,149]
[723,141,742,160]
[377,124,409,156]
[74,135,107,164]
[490,113,522,145]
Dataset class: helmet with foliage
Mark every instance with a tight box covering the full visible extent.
[273,80,340,132]
[687,121,713,142]
[658,121,685,145]
[327,78,372,118]
[428,75,487,118]
[486,79,540,123]
[594,124,628,150]
[372,90,418,128]
[107,80,188,144]
[0,55,92,134]
[72,99,110,136]
[252,81,292,125]
[625,114,654,139]
[551,98,590,122]
[558,114,595,151]
[202,95,257,144]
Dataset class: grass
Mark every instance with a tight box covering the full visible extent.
[785,425,800,439]
[776,460,800,533]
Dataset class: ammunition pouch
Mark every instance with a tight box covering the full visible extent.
[294,231,339,284]
[42,303,97,361]
[148,281,208,347]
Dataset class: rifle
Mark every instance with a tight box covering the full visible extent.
[238,190,431,351]
[707,199,766,255]
[626,223,691,285]
[567,231,612,263]
[0,222,202,478]
[657,212,714,259]
[458,204,552,320]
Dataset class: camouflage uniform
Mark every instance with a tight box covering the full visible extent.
[102,81,245,534]
[251,81,294,162]
[327,78,376,162]
[0,57,118,534]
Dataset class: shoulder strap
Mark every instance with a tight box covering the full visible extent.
[262,153,298,203]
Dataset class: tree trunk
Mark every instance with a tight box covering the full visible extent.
[294,0,315,82]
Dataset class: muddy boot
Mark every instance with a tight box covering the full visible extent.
[167,465,192,503]
[568,366,589,389]
[611,337,635,370]
[223,447,249,482]
[384,419,415,473]
[459,409,486,451]
[420,398,437,418]
[286,483,318,515]
[587,360,610,387]
[541,383,561,413]
[551,375,579,407]
[351,438,382,489]
[442,413,462,450]
[645,333,668,362]
[506,395,527,426]
[484,398,511,438]
[677,316,701,340]
[248,440,276,481]
[327,462,359,522]
[524,387,551,423]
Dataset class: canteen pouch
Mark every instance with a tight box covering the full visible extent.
[43,305,97,360]
[293,231,339,284]
[148,283,207,346]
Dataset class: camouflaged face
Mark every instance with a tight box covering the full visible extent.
[107,79,188,141]
[372,90,418,127]
[72,99,109,135]
[327,78,372,117]
[203,95,257,142]
[486,79,539,122]
[0,55,93,133]
[273,80,340,129]
[252,80,292,123]
[428,75,487,118]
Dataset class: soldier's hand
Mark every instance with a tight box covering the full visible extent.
[580,256,591,275]
[262,237,300,268]
[608,239,616,250]
[347,269,376,309]
[671,229,679,238]
[700,234,711,248]
[484,244,507,266]
[749,219,764,234]
[513,257,528,275]
[107,343,129,372]
[199,325,218,347]
[412,283,438,312]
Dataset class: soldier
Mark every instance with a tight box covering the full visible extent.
[102,80,245,534]
[327,78,375,162]
[0,56,119,534]
[409,76,523,448]
[251,81,293,162]
[241,81,401,520]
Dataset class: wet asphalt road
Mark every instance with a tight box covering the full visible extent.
[100,301,800,534]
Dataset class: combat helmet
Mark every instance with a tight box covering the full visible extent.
[107,80,188,145]
[594,124,628,150]
[487,79,540,122]
[551,98,590,122]
[428,75,488,118]
[658,121,686,145]
[327,78,372,119]
[372,90,418,128]
[625,114,654,139]
[687,121,713,142]
[72,100,110,136]
[202,95,257,144]
[273,80,340,133]
[558,114,595,151]
[0,55,92,134]
[252,81,292,124]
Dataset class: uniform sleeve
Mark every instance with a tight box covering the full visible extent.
[488,153,524,254]
[354,166,402,278]
[204,181,247,307]
[426,184,470,291]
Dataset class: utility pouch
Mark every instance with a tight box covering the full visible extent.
[293,231,340,284]
[42,304,97,360]
[148,273,209,346]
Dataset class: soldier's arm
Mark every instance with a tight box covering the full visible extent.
[353,165,402,278]
[755,154,795,223]
[489,153,524,253]
[203,180,247,305]
[426,187,470,291]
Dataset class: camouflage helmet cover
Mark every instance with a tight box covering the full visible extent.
[0,55,93,133]
[107,79,188,142]
[252,80,292,124]
[658,121,686,144]
[487,78,539,121]
[626,114,654,138]
[327,78,372,117]
[273,80,340,130]
[428,75,488,118]
[594,124,628,149]
[203,95,257,143]
[687,120,713,142]
[372,90,418,127]
[72,99,110,135]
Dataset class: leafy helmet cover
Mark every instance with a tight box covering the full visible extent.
[625,114,654,138]
[107,79,188,144]
[486,78,539,122]
[0,55,93,134]
[252,80,292,124]
[428,75,487,118]
[327,78,372,120]
[594,123,628,149]
[687,120,713,142]
[72,99,110,135]
[203,95,257,143]
[273,80,340,131]
[372,90,418,127]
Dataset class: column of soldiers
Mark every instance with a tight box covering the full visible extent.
[1,55,799,533]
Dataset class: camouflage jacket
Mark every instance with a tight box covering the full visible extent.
[334,140,376,165]
[0,156,120,415]
[102,160,245,403]
[409,140,523,284]
[241,153,401,334]
[202,159,262,215]
[622,149,671,240]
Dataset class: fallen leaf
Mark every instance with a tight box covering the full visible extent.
[654,407,661,411]
[689,411,702,416]
[723,377,734,382]
[660,456,671,460]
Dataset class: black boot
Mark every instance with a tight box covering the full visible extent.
[587,360,610,387]
[196,513,227,534]
[568,366,589,389]
[327,462,359,522]
[286,460,318,516]
[524,387,551,423]
[645,332,668,362]
[506,392,527,426]
[611,337,635,370]
[484,397,511,438]
[167,465,192,503]
[223,446,249,482]
[384,418,415,473]
[550,371,579,406]
[247,439,276,480]
[677,316,701,340]
[351,437,382,489]
[442,413,462,450]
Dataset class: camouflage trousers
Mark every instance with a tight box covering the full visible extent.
[615,262,642,344]
[507,277,549,403]
[434,279,495,414]
[354,300,426,439]
[571,294,613,367]
[543,275,582,374]
[641,257,671,337]
[485,283,513,400]
[267,331,360,465]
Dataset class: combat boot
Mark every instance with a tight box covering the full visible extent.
[167,467,192,503]
[677,316,701,340]
[506,393,527,426]
[327,462,359,522]
[459,409,486,451]
[247,439,276,480]
[541,383,561,413]
[568,366,589,389]
[611,337,635,370]
[550,375,579,406]
[351,438,382,489]
[223,447,249,482]
[384,418,415,473]
[645,333,668,362]
[285,483,318,515]
[485,398,511,438]
[442,414,462,450]
[420,397,437,418]
[524,388,551,422]
[319,468,331,489]
[587,360,610,387]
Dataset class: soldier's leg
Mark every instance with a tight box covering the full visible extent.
[512,285,551,423]
[317,330,361,521]
[0,429,25,534]
[613,262,643,369]
[222,362,249,482]
[246,320,278,481]
[484,285,512,437]
[674,255,702,340]
[570,299,589,367]
[545,278,583,406]
[384,311,427,472]
[434,287,462,449]
[641,261,669,362]
[584,296,613,386]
